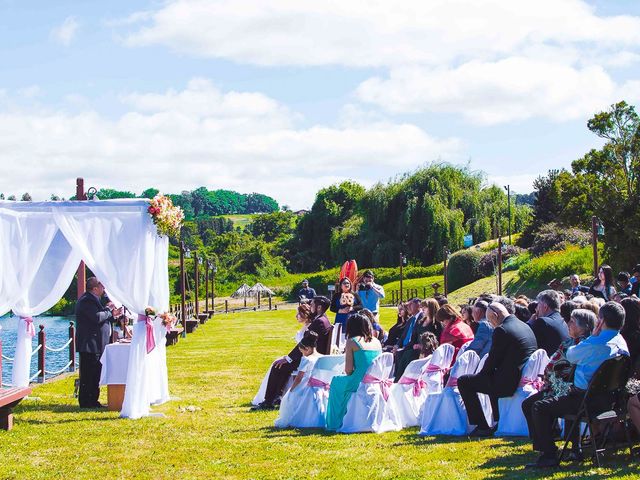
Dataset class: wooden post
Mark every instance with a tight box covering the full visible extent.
[76,178,86,299]
[423,286,426,298]
[38,325,46,383]
[498,235,503,295]
[225,300,228,314]
[244,295,247,308]
[194,254,199,316]
[258,291,261,308]
[443,247,449,296]
[180,240,187,338]
[69,321,76,372]
[399,252,404,303]
[592,215,599,278]
[269,294,272,310]
[205,261,209,314]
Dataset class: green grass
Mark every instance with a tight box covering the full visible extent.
[381,275,445,296]
[221,214,255,230]
[2,309,639,479]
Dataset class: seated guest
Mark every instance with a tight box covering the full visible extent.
[589,264,617,301]
[569,274,589,296]
[466,300,493,358]
[560,300,579,325]
[617,271,633,295]
[514,304,532,322]
[362,309,387,343]
[529,290,569,357]
[252,296,332,410]
[522,309,596,454]
[458,301,538,437]
[460,304,475,331]
[419,332,439,359]
[274,331,322,428]
[392,298,426,381]
[326,312,382,431]
[420,298,443,338]
[384,303,408,350]
[437,304,474,358]
[330,277,362,328]
[631,265,640,297]
[435,295,448,307]
[526,302,629,468]
[620,297,640,373]
[294,303,314,342]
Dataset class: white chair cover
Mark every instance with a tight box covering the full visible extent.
[388,356,431,427]
[458,340,473,356]
[496,349,549,436]
[419,350,480,436]
[422,343,455,395]
[275,355,344,428]
[339,352,401,433]
[329,323,342,354]
[476,353,494,428]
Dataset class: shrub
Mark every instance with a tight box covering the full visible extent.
[478,245,525,276]
[519,245,596,284]
[447,249,486,292]
[529,223,591,257]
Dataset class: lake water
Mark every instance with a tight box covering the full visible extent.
[0,315,77,386]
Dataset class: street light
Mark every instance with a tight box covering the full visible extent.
[194,253,201,316]
[443,247,450,296]
[503,185,511,245]
[592,216,604,277]
[180,241,188,338]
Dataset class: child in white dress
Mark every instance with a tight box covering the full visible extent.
[274,331,322,427]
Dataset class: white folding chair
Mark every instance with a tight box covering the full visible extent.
[388,356,431,428]
[476,353,494,428]
[421,344,455,395]
[419,350,480,436]
[458,340,473,356]
[495,349,549,436]
[275,355,345,428]
[339,352,401,433]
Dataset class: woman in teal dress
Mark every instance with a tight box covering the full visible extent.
[326,312,382,431]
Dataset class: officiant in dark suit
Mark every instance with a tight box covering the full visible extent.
[76,277,122,408]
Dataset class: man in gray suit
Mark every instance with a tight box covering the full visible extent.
[76,277,122,408]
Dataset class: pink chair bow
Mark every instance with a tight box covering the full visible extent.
[23,317,36,337]
[362,374,393,401]
[519,376,544,391]
[398,376,426,397]
[425,364,448,384]
[307,377,330,390]
[138,314,156,354]
[445,376,459,388]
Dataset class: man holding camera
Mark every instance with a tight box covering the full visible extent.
[357,270,385,317]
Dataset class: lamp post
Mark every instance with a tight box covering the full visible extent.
[399,252,407,302]
[194,254,202,316]
[204,257,209,315]
[180,242,189,338]
[211,264,217,315]
[591,216,604,277]
[497,234,503,295]
[504,184,511,245]
[443,247,450,296]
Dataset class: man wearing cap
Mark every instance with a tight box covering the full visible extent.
[357,270,385,317]
[298,279,316,301]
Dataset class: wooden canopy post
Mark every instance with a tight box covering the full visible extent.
[180,240,187,338]
[194,252,199,316]
[76,178,86,298]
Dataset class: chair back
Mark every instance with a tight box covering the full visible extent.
[458,340,473,356]
[399,357,430,382]
[520,349,549,384]
[321,324,334,355]
[329,323,341,350]
[427,343,455,371]
[310,354,345,385]
[585,355,631,402]
[363,352,394,380]
[476,353,489,373]
[447,350,480,386]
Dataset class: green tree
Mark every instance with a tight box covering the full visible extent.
[140,188,159,199]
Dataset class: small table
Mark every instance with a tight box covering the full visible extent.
[100,342,131,411]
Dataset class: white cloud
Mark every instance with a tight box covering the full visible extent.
[0,80,462,208]
[115,0,640,125]
[51,16,79,46]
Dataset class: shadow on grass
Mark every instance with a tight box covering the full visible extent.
[17,402,119,425]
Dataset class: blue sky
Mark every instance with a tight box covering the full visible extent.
[1,0,639,208]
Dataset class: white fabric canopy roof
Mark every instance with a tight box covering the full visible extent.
[231,283,250,298]
[247,283,275,296]
[0,199,169,418]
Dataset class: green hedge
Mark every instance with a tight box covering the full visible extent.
[447,250,485,292]
[518,245,596,284]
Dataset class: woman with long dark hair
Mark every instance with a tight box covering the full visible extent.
[330,277,362,328]
[325,312,381,431]
[589,264,616,301]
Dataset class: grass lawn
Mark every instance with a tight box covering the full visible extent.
[221,214,255,230]
[2,309,639,479]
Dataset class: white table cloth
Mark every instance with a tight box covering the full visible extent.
[100,342,131,385]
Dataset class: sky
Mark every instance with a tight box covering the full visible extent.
[0,0,639,209]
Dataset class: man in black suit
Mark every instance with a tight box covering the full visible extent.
[529,290,569,357]
[76,277,122,408]
[252,296,332,410]
[458,300,538,437]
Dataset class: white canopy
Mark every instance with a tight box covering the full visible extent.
[231,283,251,298]
[247,283,275,297]
[0,199,169,418]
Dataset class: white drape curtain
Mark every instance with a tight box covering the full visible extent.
[0,200,169,416]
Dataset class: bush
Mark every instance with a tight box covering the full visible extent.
[478,245,525,276]
[529,223,591,257]
[447,249,485,292]
[519,245,596,284]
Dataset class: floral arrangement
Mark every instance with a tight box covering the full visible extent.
[626,378,640,396]
[548,371,572,398]
[147,194,184,238]
[159,312,177,328]
[145,306,156,317]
